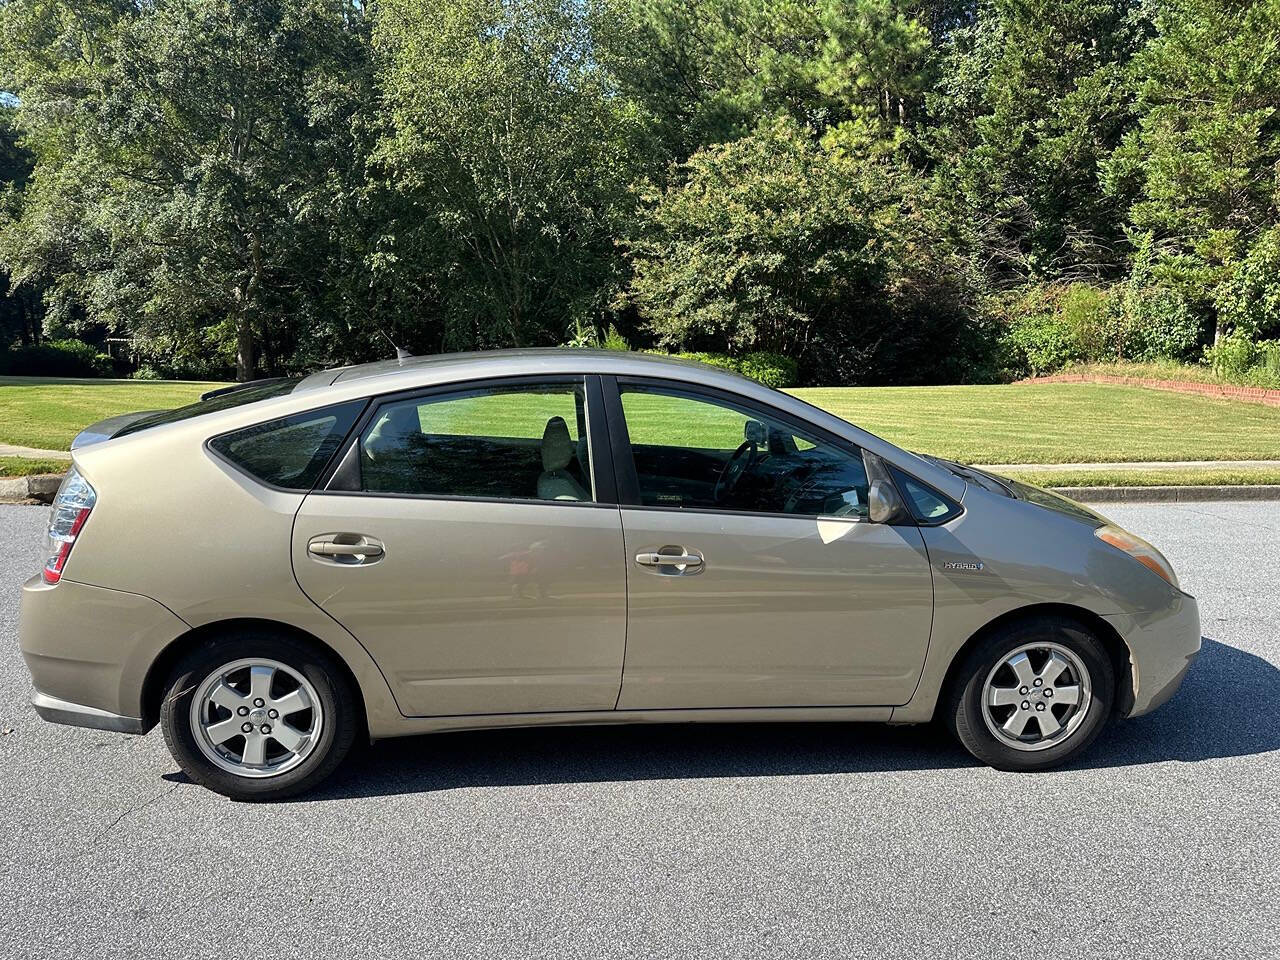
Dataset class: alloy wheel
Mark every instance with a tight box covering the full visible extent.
[189,658,324,778]
[980,642,1093,752]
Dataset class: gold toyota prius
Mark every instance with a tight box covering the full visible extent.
[18,350,1201,800]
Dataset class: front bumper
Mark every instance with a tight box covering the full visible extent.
[19,574,188,732]
[1105,591,1201,717]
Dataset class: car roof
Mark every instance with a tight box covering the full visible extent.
[294,348,755,392]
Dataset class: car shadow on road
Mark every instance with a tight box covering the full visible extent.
[178,636,1276,801]
[1077,636,1280,770]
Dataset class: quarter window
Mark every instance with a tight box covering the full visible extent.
[359,381,593,502]
[618,385,869,517]
[209,400,364,491]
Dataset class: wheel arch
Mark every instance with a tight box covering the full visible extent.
[934,602,1134,721]
[140,617,370,733]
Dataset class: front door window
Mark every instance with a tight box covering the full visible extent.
[619,384,869,517]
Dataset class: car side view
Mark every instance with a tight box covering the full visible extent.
[19,350,1201,800]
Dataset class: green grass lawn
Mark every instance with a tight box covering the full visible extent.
[0,377,220,450]
[1001,465,1280,488]
[0,456,70,477]
[5,375,1280,469]
[791,383,1280,464]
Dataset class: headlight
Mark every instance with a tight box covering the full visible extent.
[1094,525,1179,589]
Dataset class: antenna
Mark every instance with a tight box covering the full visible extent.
[377,329,413,362]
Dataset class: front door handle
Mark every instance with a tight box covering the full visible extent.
[307,534,384,564]
[635,547,704,573]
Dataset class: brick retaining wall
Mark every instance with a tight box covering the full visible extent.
[1016,373,1280,407]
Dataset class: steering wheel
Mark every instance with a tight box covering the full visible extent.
[714,440,758,504]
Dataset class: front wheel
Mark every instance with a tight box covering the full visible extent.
[947,616,1115,771]
[160,631,357,801]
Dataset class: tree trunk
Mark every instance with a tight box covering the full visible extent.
[236,316,255,382]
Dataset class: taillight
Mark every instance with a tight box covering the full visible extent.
[42,466,96,584]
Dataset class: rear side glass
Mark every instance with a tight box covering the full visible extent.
[358,381,592,502]
[209,400,364,490]
[890,466,961,524]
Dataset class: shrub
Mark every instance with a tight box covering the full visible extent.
[1203,334,1280,388]
[1123,284,1203,362]
[669,351,798,388]
[0,339,112,377]
[735,351,799,389]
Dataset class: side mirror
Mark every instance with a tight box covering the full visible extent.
[744,419,768,445]
[868,478,907,524]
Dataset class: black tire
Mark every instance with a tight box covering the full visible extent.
[160,630,358,801]
[946,615,1115,771]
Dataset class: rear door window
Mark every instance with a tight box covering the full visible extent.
[358,381,593,502]
[209,400,364,490]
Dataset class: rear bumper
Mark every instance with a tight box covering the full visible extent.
[19,574,188,731]
[31,691,146,734]
[1105,592,1201,718]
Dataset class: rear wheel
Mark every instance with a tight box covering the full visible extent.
[947,616,1115,771]
[160,631,357,801]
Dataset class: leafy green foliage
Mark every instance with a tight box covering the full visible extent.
[0,338,112,377]
[666,351,799,388]
[1203,334,1280,388]
[625,116,975,384]
[373,0,655,352]
[0,0,1278,385]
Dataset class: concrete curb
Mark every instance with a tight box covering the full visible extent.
[0,473,64,504]
[1051,484,1280,503]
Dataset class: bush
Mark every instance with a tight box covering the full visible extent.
[0,339,113,377]
[1122,284,1203,362]
[735,351,799,389]
[1001,281,1206,377]
[669,351,798,388]
[1203,334,1280,388]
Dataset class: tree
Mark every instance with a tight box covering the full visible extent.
[0,101,42,349]
[927,0,1149,286]
[0,0,373,379]
[594,0,935,164]
[372,0,655,351]
[1106,0,1280,342]
[625,115,977,384]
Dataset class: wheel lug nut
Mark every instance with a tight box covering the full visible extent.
[1019,686,1029,695]
[241,722,253,733]
[1035,702,1046,711]
[1044,688,1054,698]
[237,706,249,716]
[1033,678,1043,687]
[253,698,265,708]
[261,724,272,734]
[267,709,278,719]
[1021,701,1030,710]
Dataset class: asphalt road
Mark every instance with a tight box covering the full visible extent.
[1,501,1276,959]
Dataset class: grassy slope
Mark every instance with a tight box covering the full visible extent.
[4,376,1280,469]
[791,383,1280,464]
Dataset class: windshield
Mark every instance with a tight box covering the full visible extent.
[114,378,301,438]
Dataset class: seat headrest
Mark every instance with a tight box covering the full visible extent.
[364,404,421,462]
[542,416,574,471]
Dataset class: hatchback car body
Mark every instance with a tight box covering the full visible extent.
[19,350,1200,799]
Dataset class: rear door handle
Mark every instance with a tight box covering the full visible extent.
[307,535,384,564]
